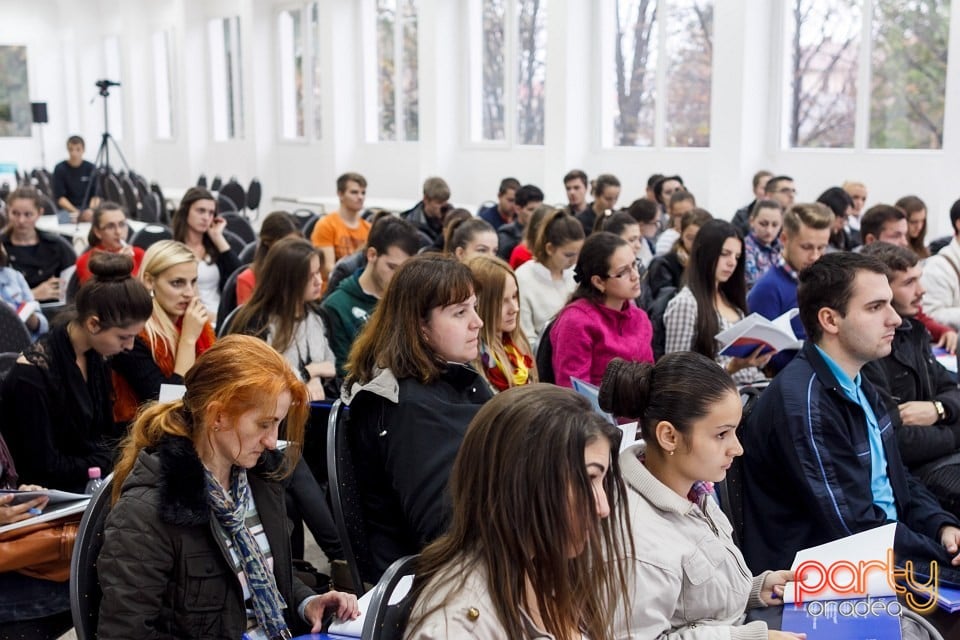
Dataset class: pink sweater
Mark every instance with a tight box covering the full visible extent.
[550,298,654,388]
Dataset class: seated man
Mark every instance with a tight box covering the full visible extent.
[400,176,451,250]
[51,135,97,223]
[922,199,960,332]
[747,202,832,374]
[742,252,960,575]
[496,183,543,261]
[731,169,772,237]
[563,169,588,217]
[477,177,519,231]
[310,172,370,285]
[322,216,419,376]
[860,204,908,248]
[861,242,960,518]
[653,190,695,256]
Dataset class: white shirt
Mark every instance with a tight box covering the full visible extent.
[515,260,576,352]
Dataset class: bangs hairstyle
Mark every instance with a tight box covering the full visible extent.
[111,334,309,503]
[3,186,44,234]
[231,237,322,354]
[345,254,477,386]
[139,240,199,355]
[466,255,538,388]
[684,219,745,359]
[599,354,738,451]
[173,187,222,259]
[570,232,628,305]
[407,384,631,640]
[73,252,153,330]
[534,209,585,264]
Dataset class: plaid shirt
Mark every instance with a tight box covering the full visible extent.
[744,232,782,289]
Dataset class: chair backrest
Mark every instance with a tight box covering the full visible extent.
[222,211,256,244]
[475,200,496,216]
[216,265,246,327]
[304,214,322,240]
[220,181,246,215]
[119,174,141,219]
[130,223,174,251]
[535,318,556,384]
[216,303,244,339]
[0,351,18,382]
[246,178,262,211]
[210,175,223,192]
[292,209,319,231]
[929,236,952,256]
[222,228,247,256]
[65,268,82,304]
[0,302,31,353]
[715,384,763,549]
[327,399,371,595]
[100,173,124,209]
[196,173,207,188]
[361,555,418,640]
[69,473,114,640]
[217,193,238,214]
[238,241,258,265]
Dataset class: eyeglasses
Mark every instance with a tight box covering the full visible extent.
[606,263,639,279]
[99,221,128,232]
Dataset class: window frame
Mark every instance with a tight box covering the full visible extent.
[362,0,419,144]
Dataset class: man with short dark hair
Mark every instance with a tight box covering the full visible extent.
[731,169,773,237]
[52,135,97,223]
[563,170,588,216]
[497,184,543,261]
[742,251,960,575]
[478,177,520,230]
[763,175,796,209]
[860,204,908,247]
[861,242,960,518]
[400,176,451,249]
[322,216,420,375]
[653,190,695,256]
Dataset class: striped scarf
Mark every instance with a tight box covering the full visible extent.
[205,467,290,639]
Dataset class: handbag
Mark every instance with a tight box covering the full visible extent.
[0,513,81,582]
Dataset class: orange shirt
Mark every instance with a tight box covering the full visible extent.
[310,212,371,261]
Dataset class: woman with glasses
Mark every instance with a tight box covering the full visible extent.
[76,201,144,284]
[549,232,653,388]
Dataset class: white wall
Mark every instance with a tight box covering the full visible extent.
[0,0,957,237]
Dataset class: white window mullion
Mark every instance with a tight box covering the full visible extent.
[854,0,873,150]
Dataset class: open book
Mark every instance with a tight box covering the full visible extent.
[715,309,802,358]
[0,491,90,534]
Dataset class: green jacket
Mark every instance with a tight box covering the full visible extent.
[321,272,378,376]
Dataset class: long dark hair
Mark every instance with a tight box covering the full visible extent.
[569,232,627,305]
[252,211,301,277]
[172,187,220,259]
[407,384,631,640]
[684,219,746,359]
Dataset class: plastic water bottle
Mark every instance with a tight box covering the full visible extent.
[84,467,104,495]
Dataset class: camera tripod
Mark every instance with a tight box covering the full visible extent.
[81,79,131,210]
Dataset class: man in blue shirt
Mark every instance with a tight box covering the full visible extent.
[477,177,519,231]
[742,252,960,576]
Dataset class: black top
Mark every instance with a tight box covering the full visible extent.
[52,159,96,208]
[0,325,116,492]
[110,336,185,404]
[1,230,77,292]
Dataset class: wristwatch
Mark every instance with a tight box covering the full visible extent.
[934,400,947,423]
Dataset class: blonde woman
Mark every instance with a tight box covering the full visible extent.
[112,240,215,424]
[467,255,537,392]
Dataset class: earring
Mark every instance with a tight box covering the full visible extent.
[668,450,675,456]
[214,426,220,432]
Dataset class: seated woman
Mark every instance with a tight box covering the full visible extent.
[818,186,858,252]
[405,384,630,640]
[75,201,145,284]
[467,255,537,392]
[515,208,585,350]
[642,208,712,306]
[599,354,795,639]
[342,254,492,583]
[664,219,770,385]
[0,241,48,340]
[228,237,336,401]
[601,210,645,281]
[236,210,301,305]
[1,187,76,302]
[743,199,783,289]
[0,253,153,492]
[97,335,358,639]
[172,187,241,323]
[898,195,929,260]
[111,240,215,424]
[550,232,653,388]
[445,216,498,262]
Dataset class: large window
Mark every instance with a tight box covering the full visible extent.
[370,0,419,142]
[470,0,547,145]
[208,16,244,141]
[785,0,950,149]
[152,31,174,140]
[607,0,714,148]
[278,8,305,139]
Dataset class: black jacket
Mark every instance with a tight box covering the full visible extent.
[343,365,492,583]
[862,317,960,472]
[742,342,960,573]
[97,436,314,639]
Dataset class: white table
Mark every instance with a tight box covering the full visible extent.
[36,216,146,252]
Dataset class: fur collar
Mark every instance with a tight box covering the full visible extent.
[153,435,285,527]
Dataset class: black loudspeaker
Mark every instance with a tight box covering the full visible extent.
[30,102,48,124]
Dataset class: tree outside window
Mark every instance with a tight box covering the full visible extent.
[375,0,419,141]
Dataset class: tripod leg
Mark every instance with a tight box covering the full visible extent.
[104,134,131,174]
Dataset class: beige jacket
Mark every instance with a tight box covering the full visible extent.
[615,443,769,640]
[404,560,575,640]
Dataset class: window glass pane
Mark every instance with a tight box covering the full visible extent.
[377,0,397,140]
[869,0,949,149]
[481,0,506,140]
[310,2,322,139]
[401,0,419,141]
[665,0,712,147]
[152,31,174,140]
[786,0,860,148]
[278,9,304,139]
[613,0,657,146]
[208,17,243,140]
[102,36,123,141]
[516,0,546,145]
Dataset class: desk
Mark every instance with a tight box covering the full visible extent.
[36,216,146,252]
